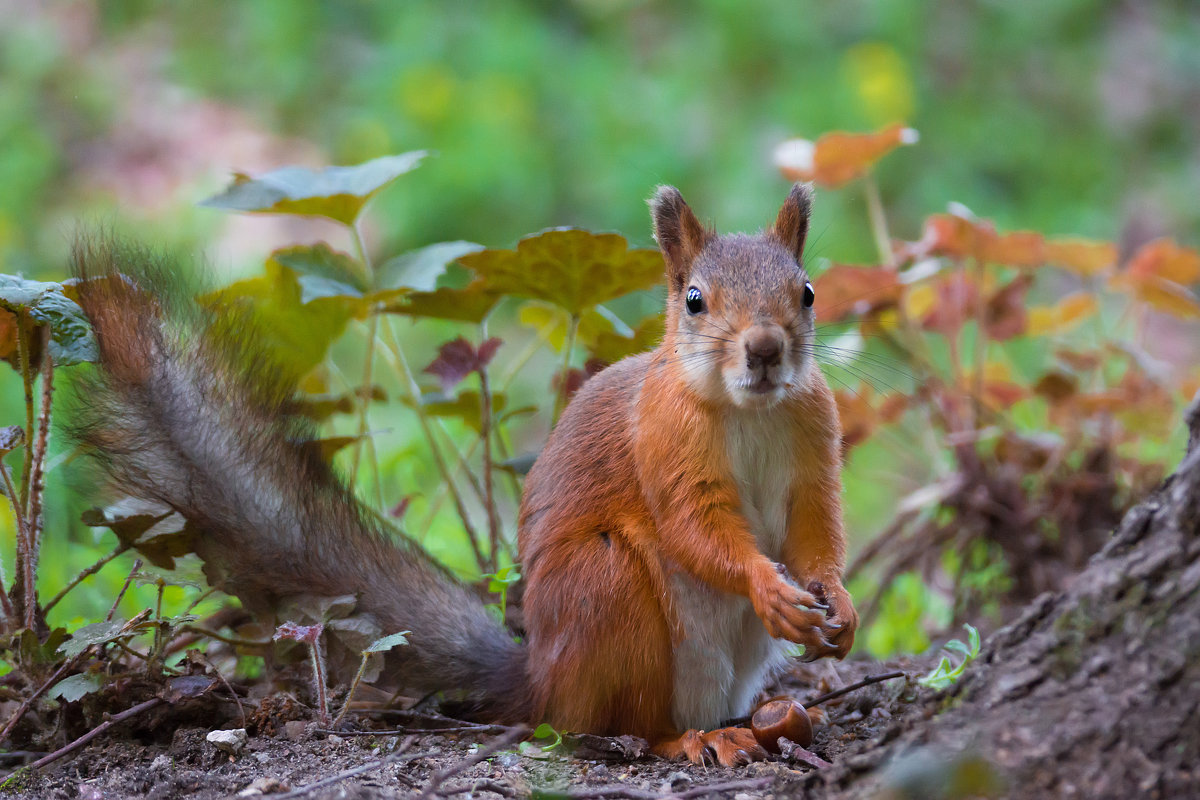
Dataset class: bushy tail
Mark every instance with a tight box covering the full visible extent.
[69,239,529,721]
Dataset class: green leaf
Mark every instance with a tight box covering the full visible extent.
[199,151,428,226]
[486,565,522,593]
[270,243,369,293]
[200,261,357,387]
[377,241,485,292]
[384,284,502,324]
[413,390,508,433]
[48,672,105,702]
[0,275,97,367]
[59,621,129,658]
[365,631,411,653]
[458,229,664,315]
[82,501,197,570]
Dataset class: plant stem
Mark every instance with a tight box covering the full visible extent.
[16,313,34,512]
[553,313,580,422]
[23,345,53,628]
[971,255,987,431]
[380,318,488,574]
[309,639,329,725]
[349,221,384,509]
[106,558,142,622]
[479,327,500,574]
[332,651,371,729]
[0,459,32,630]
[42,544,131,615]
[863,175,894,268]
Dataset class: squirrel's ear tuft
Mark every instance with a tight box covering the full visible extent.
[771,183,814,264]
[650,185,713,292]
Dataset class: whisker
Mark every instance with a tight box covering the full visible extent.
[806,344,917,381]
[815,357,904,397]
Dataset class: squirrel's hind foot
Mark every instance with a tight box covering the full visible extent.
[653,727,768,767]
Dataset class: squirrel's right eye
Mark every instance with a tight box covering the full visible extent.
[685,286,705,315]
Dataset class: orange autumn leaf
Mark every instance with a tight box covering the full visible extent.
[774,123,918,188]
[1044,237,1118,276]
[811,263,902,323]
[1109,272,1200,320]
[1026,292,1098,335]
[979,230,1045,268]
[1126,238,1200,285]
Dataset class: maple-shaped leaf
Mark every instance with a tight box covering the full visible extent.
[1125,238,1200,285]
[774,124,918,188]
[199,152,427,226]
[0,275,98,367]
[199,261,357,387]
[1108,238,1200,319]
[457,229,664,315]
[383,283,502,324]
[423,337,503,392]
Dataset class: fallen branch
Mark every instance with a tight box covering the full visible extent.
[30,697,163,771]
[551,777,773,800]
[804,670,906,707]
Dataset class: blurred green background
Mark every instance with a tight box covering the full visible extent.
[2,0,1198,654]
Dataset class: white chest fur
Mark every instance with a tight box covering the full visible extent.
[668,408,796,730]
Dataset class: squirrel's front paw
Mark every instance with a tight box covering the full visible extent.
[749,562,831,649]
[805,579,858,660]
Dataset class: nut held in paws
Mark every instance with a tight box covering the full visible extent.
[750,699,813,751]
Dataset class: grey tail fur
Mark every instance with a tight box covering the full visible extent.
[68,238,529,722]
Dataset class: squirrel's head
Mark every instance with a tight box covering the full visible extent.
[651,183,818,409]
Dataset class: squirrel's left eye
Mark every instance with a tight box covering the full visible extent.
[685,286,705,315]
[802,281,815,308]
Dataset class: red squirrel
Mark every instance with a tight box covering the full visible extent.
[72,184,856,767]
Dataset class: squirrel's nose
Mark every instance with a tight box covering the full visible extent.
[744,328,783,370]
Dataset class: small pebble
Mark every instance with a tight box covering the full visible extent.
[207,728,248,755]
[326,734,344,746]
[283,721,309,742]
[150,754,171,770]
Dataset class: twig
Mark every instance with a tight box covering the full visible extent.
[196,652,247,730]
[317,723,517,736]
[551,777,773,800]
[30,697,163,771]
[42,544,131,614]
[273,735,420,799]
[106,558,142,622]
[178,625,272,651]
[779,737,833,769]
[441,778,516,797]
[418,726,528,800]
[0,654,84,744]
[804,670,906,707]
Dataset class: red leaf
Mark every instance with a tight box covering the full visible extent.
[984,275,1032,341]
[423,337,504,392]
